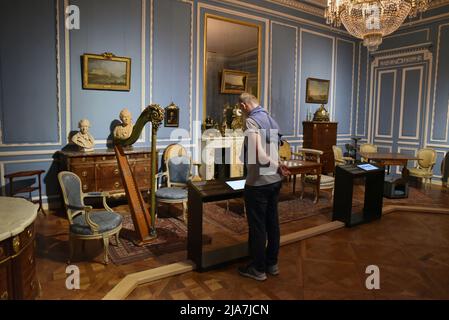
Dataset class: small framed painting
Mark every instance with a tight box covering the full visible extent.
[164,102,179,127]
[305,78,330,104]
[82,52,131,91]
[220,69,249,94]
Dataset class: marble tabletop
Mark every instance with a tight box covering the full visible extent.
[0,197,38,242]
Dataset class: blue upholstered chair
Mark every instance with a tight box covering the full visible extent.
[57,171,122,265]
[156,144,192,223]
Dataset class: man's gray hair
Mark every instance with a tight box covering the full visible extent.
[239,92,259,105]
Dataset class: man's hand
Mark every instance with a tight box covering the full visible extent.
[278,163,291,177]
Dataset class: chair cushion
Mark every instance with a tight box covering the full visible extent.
[70,211,122,235]
[408,167,432,178]
[304,175,335,185]
[156,187,187,200]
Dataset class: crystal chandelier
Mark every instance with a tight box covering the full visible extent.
[325,0,430,51]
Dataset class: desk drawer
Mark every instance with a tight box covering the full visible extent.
[133,162,151,176]
[96,164,121,180]
[97,179,123,192]
[69,156,95,165]
[71,165,95,180]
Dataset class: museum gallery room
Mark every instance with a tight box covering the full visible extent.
[1,0,449,302]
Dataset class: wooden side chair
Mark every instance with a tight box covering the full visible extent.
[58,171,123,265]
[332,145,354,167]
[359,143,378,162]
[296,148,335,203]
[408,148,437,189]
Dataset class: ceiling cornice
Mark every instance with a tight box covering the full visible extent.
[267,0,449,16]
[265,0,325,17]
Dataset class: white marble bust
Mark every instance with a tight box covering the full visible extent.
[113,108,134,140]
[72,119,95,151]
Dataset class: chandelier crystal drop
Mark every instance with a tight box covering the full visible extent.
[325,0,430,51]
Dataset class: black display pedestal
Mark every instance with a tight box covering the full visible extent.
[332,164,384,227]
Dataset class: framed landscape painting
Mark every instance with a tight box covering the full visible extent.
[221,69,249,94]
[82,53,131,91]
[305,78,330,104]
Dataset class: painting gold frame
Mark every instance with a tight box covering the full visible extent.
[82,52,131,91]
[305,77,330,104]
[220,69,249,94]
[203,14,262,120]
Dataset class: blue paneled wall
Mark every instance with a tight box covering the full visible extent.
[354,12,449,181]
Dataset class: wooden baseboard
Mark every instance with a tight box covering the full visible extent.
[103,261,195,300]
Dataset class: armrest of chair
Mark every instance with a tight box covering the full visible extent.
[342,157,355,163]
[155,172,168,190]
[82,191,113,212]
[67,204,92,211]
[83,206,99,233]
[291,151,303,159]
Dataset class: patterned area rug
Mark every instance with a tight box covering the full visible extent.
[108,215,210,265]
[204,193,344,235]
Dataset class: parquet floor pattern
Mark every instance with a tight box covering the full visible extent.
[127,211,449,300]
[34,183,449,299]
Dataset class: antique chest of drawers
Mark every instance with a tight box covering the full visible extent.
[303,121,338,174]
[57,147,156,194]
[0,197,39,300]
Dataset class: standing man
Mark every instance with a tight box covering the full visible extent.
[238,92,290,281]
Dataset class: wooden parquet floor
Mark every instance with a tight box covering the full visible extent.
[127,211,449,300]
[34,182,449,300]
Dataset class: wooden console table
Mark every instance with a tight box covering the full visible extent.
[57,147,156,194]
[0,197,39,300]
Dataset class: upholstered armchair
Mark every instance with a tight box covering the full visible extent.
[332,145,354,166]
[359,143,378,162]
[155,144,192,222]
[279,140,304,161]
[57,171,122,265]
[408,148,437,189]
[296,148,335,203]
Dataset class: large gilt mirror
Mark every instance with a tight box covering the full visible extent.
[204,15,261,127]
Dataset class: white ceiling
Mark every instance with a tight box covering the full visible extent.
[207,18,258,56]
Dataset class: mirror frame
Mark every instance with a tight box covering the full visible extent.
[203,14,262,121]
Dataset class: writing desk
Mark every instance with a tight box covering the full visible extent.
[281,160,322,201]
[359,152,420,176]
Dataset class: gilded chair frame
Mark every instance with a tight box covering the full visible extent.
[57,171,122,265]
[409,148,437,190]
[156,144,193,222]
[332,145,355,167]
[359,143,378,162]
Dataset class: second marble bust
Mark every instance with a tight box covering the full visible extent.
[113,108,134,140]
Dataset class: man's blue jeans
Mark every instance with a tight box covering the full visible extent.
[244,181,282,272]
